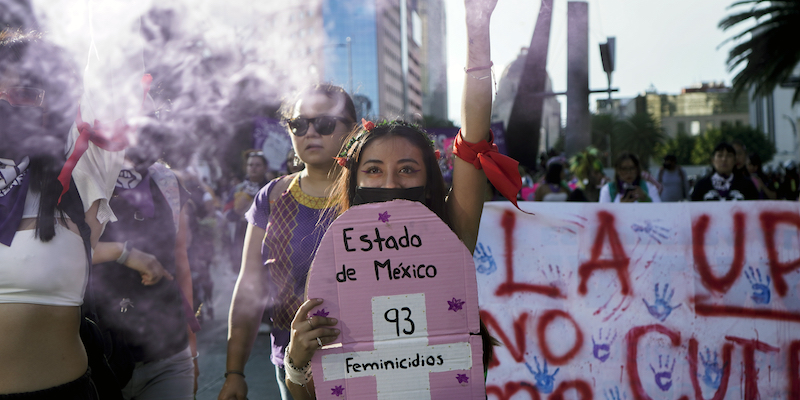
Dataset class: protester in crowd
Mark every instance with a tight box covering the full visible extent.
[219,84,356,400]
[283,0,506,396]
[746,152,777,200]
[691,142,758,201]
[0,28,123,397]
[171,170,216,323]
[534,161,569,201]
[599,153,661,203]
[731,140,749,179]
[780,160,800,200]
[657,154,689,202]
[90,123,199,399]
[566,146,607,202]
[223,150,269,274]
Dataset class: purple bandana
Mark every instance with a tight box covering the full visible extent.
[0,158,31,246]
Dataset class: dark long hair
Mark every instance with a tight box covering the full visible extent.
[544,162,563,185]
[613,152,642,189]
[329,121,449,227]
[1,29,81,241]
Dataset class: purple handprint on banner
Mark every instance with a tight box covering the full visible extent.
[525,356,559,394]
[744,266,771,304]
[604,386,627,400]
[643,283,682,322]
[630,220,670,244]
[473,243,497,275]
[698,347,722,389]
[540,264,570,294]
[592,328,617,363]
[650,354,676,391]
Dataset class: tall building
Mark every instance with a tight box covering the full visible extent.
[492,47,562,153]
[597,82,749,138]
[250,0,444,121]
[418,0,448,122]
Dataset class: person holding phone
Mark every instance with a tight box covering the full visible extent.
[599,153,661,203]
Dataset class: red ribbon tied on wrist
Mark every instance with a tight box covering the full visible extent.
[453,130,530,213]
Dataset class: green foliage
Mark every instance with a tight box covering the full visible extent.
[569,146,605,185]
[719,0,800,104]
[591,113,666,168]
[691,125,776,165]
[655,131,697,165]
[590,114,615,151]
[611,113,666,169]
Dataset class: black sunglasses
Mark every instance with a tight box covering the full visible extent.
[0,87,45,107]
[285,116,351,137]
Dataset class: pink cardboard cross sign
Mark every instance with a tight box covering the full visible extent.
[306,200,485,399]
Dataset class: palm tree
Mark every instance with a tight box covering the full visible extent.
[719,0,800,103]
[613,113,666,169]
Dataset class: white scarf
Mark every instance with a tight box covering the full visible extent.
[0,157,30,197]
[711,172,733,194]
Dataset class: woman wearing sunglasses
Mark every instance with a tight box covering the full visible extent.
[219,83,356,400]
[0,29,123,398]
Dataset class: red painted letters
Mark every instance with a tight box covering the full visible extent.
[481,310,529,366]
[496,210,562,298]
[725,336,779,400]
[625,325,687,400]
[548,380,593,400]
[537,309,583,366]
[692,213,746,294]
[687,338,733,400]
[578,211,632,296]
[486,381,541,400]
[760,211,800,297]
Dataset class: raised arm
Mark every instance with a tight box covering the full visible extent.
[448,0,498,253]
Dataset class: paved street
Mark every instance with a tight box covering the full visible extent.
[194,255,281,400]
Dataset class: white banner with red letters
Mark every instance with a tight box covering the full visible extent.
[476,201,800,400]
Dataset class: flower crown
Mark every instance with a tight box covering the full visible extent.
[334,118,440,167]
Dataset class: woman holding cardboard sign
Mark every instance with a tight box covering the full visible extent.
[285,0,516,397]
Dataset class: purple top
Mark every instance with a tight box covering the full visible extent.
[245,174,334,366]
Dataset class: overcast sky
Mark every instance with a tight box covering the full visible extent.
[445,0,746,124]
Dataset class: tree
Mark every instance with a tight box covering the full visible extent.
[691,125,776,165]
[655,131,697,165]
[613,113,666,169]
[719,0,800,103]
[590,113,616,164]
